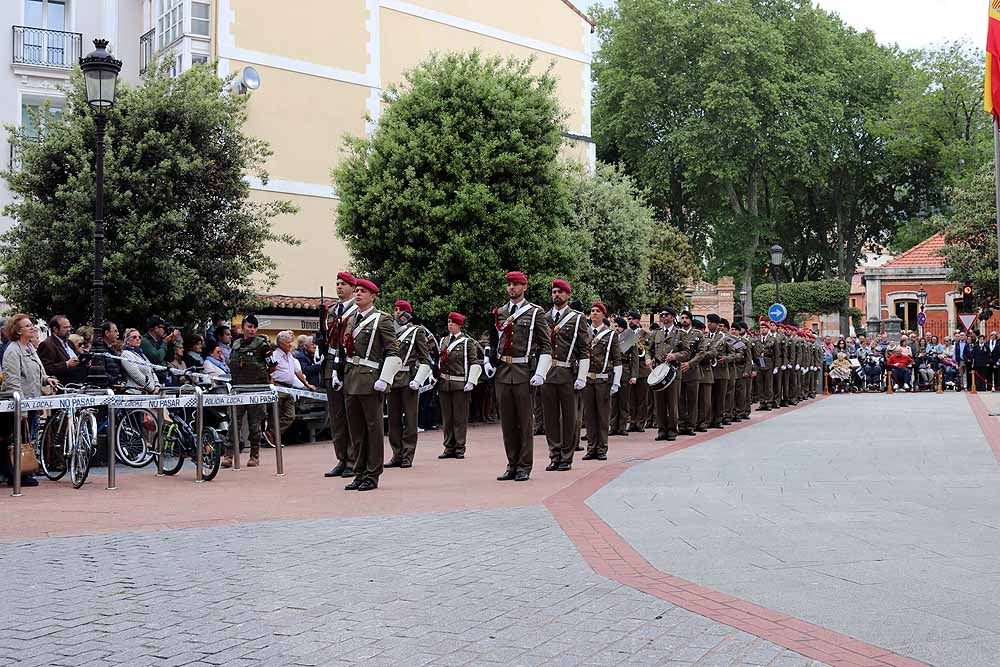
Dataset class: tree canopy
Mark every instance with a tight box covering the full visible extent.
[1,62,295,328]
[752,280,851,321]
[940,163,997,311]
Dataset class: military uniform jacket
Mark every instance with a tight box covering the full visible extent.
[438,331,484,392]
[546,307,591,385]
[619,340,639,382]
[230,335,272,385]
[323,297,358,381]
[706,331,731,381]
[633,329,652,379]
[737,335,754,377]
[343,307,400,395]
[697,333,717,384]
[493,300,552,385]
[586,324,621,386]
[760,332,779,370]
[646,326,690,367]
[680,327,704,383]
[390,324,432,390]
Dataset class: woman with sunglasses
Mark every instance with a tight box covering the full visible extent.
[120,328,162,394]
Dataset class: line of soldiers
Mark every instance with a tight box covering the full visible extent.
[317,270,823,490]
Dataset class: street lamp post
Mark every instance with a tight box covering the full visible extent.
[770,244,784,305]
[738,288,748,322]
[80,39,122,387]
[917,286,927,337]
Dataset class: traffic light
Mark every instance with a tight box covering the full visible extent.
[963,281,973,298]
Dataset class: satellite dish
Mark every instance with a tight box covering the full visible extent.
[231,66,261,95]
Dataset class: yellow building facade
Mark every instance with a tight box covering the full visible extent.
[211,0,595,298]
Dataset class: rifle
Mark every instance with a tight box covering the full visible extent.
[316,286,329,384]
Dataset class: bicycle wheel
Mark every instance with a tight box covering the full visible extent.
[115,409,156,468]
[200,428,222,482]
[158,424,185,475]
[70,411,98,489]
[39,413,67,481]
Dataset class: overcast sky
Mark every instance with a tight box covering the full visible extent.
[584,0,986,51]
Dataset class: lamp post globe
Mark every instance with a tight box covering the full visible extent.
[770,244,784,267]
[79,39,122,388]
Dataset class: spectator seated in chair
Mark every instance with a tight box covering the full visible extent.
[828,352,853,393]
[886,343,914,391]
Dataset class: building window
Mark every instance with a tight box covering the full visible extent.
[191,1,210,36]
[21,98,63,139]
[894,299,918,332]
[850,298,856,308]
[157,0,183,49]
[22,0,71,67]
[191,54,208,65]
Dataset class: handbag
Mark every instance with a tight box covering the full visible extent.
[5,417,38,475]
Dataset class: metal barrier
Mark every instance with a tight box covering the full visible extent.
[224,384,283,476]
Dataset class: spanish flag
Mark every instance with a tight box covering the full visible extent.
[986,0,1000,117]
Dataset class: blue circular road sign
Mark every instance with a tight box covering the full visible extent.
[768,303,787,323]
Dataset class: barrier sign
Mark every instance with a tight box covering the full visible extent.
[768,303,787,323]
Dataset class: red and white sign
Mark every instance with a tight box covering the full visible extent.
[958,313,978,331]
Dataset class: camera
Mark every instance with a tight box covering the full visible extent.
[78,352,94,365]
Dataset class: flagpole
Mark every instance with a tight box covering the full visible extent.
[995,117,1000,318]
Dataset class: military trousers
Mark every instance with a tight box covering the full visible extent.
[439,388,470,456]
[326,385,355,468]
[345,392,385,484]
[531,384,545,435]
[679,380,699,431]
[698,380,714,429]
[736,377,750,417]
[759,367,773,406]
[542,382,578,465]
[228,404,264,459]
[725,375,736,422]
[629,377,648,429]
[712,378,729,426]
[386,386,419,464]
[652,378,680,437]
[609,381,630,433]
[496,381,533,474]
[582,382,611,457]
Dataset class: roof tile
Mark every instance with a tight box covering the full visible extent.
[882,232,946,268]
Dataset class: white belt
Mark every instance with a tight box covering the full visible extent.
[554,360,574,368]
[401,364,413,372]
[442,373,467,382]
[587,372,609,380]
[347,356,379,369]
[498,356,529,364]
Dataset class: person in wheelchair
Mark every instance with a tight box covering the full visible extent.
[886,343,915,391]
[939,354,960,390]
[861,352,884,391]
[828,352,853,393]
[914,349,938,390]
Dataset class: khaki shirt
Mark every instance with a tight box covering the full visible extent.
[390,324,432,390]
[438,332,484,393]
[493,301,552,385]
[586,324,621,385]
[680,327,704,383]
[343,308,400,395]
[646,325,690,366]
[546,308,591,384]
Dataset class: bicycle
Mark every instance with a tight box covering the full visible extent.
[37,385,99,488]
[157,401,222,481]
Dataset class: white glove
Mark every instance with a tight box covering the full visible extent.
[373,379,388,392]
[773,368,778,375]
[795,364,800,370]
[464,382,474,392]
[611,384,620,395]
[530,374,544,387]
[408,380,420,391]
[330,371,343,391]
[574,378,586,391]
[483,359,496,378]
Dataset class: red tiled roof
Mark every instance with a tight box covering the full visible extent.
[561,0,595,27]
[882,232,946,268]
[257,294,323,310]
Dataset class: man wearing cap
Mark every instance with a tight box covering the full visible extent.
[385,300,432,469]
[733,322,754,420]
[492,271,552,481]
[610,316,635,436]
[646,307,688,441]
[437,312,483,459]
[323,271,359,479]
[581,302,622,460]
[342,279,402,491]
[224,314,272,468]
[719,318,738,424]
[542,280,591,471]
[677,310,704,435]
[626,311,650,432]
[693,319,715,431]
[705,314,733,428]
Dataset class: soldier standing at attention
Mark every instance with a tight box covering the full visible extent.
[677,310,704,436]
[647,307,688,441]
[385,300,432,469]
[342,279,401,492]
[706,314,731,429]
[720,318,738,425]
[323,271,359,479]
[627,311,650,432]
[733,321,754,420]
[581,302,622,461]
[437,312,483,460]
[694,319,715,431]
[224,314,271,469]
[542,280,591,472]
[493,271,552,482]
[609,316,636,436]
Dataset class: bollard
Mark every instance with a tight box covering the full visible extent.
[106,389,117,491]
[11,392,22,497]
[886,369,893,394]
[227,404,239,471]
[194,386,204,483]
[822,372,829,395]
[971,371,979,394]
[937,370,944,394]
[155,407,165,476]
[270,391,285,476]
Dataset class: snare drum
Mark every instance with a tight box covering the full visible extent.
[648,363,677,392]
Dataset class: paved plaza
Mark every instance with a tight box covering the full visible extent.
[1,391,996,666]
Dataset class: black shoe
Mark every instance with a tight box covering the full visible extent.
[341,467,356,478]
[758,406,771,411]
[545,462,559,471]
[582,452,597,460]
[357,479,378,491]
[514,471,530,482]
[710,423,724,430]
[678,430,695,436]
[596,454,607,460]
[324,462,346,477]
[438,451,456,459]
[581,434,588,441]
[19,476,38,487]
[384,459,402,468]
[575,445,584,451]
[497,470,516,481]
[400,461,412,469]
[455,453,465,459]
[344,478,362,490]
[666,434,677,441]
[655,434,668,441]
[626,424,641,432]
[695,426,708,433]
[557,462,571,471]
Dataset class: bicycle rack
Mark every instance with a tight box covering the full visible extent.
[227,384,283,476]
[10,391,22,497]
[158,384,205,482]
[104,389,117,491]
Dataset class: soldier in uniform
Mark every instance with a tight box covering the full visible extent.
[720,318,737,425]
[733,321,754,420]
[385,300,432,469]
[323,271,359,478]
[647,307,688,441]
[581,302,622,460]
[610,316,636,436]
[342,279,401,491]
[437,312,483,460]
[757,318,778,410]
[627,311,650,432]
[492,271,552,481]
[694,319,714,431]
[677,310,704,436]
[224,314,272,468]
[706,314,732,429]
[542,280,590,471]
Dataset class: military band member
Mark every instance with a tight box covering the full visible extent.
[224,314,272,468]
[610,317,636,436]
[385,300,432,469]
[706,314,732,429]
[542,280,590,471]
[323,271,359,478]
[780,324,795,406]
[647,307,688,441]
[492,271,553,482]
[437,312,483,460]
[581,302,622,460]
[342,279,402,491]
[733,321,754,420]
[694,319,714,431]
[677,310,703,435]
[720,318,737,424]
[627,311,650,432]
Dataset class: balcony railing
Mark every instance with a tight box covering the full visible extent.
[12,26,82,69]
[139,28,155,75]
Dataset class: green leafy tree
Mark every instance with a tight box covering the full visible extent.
[940,162,998,310]
[563,161,654,314]
[646,222,699,313]
[1,62,296,328]
[334,52,584,332]
[752,279,851,321]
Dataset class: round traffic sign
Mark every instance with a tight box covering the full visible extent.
[917,312,926,326]
[768,303,787,323]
